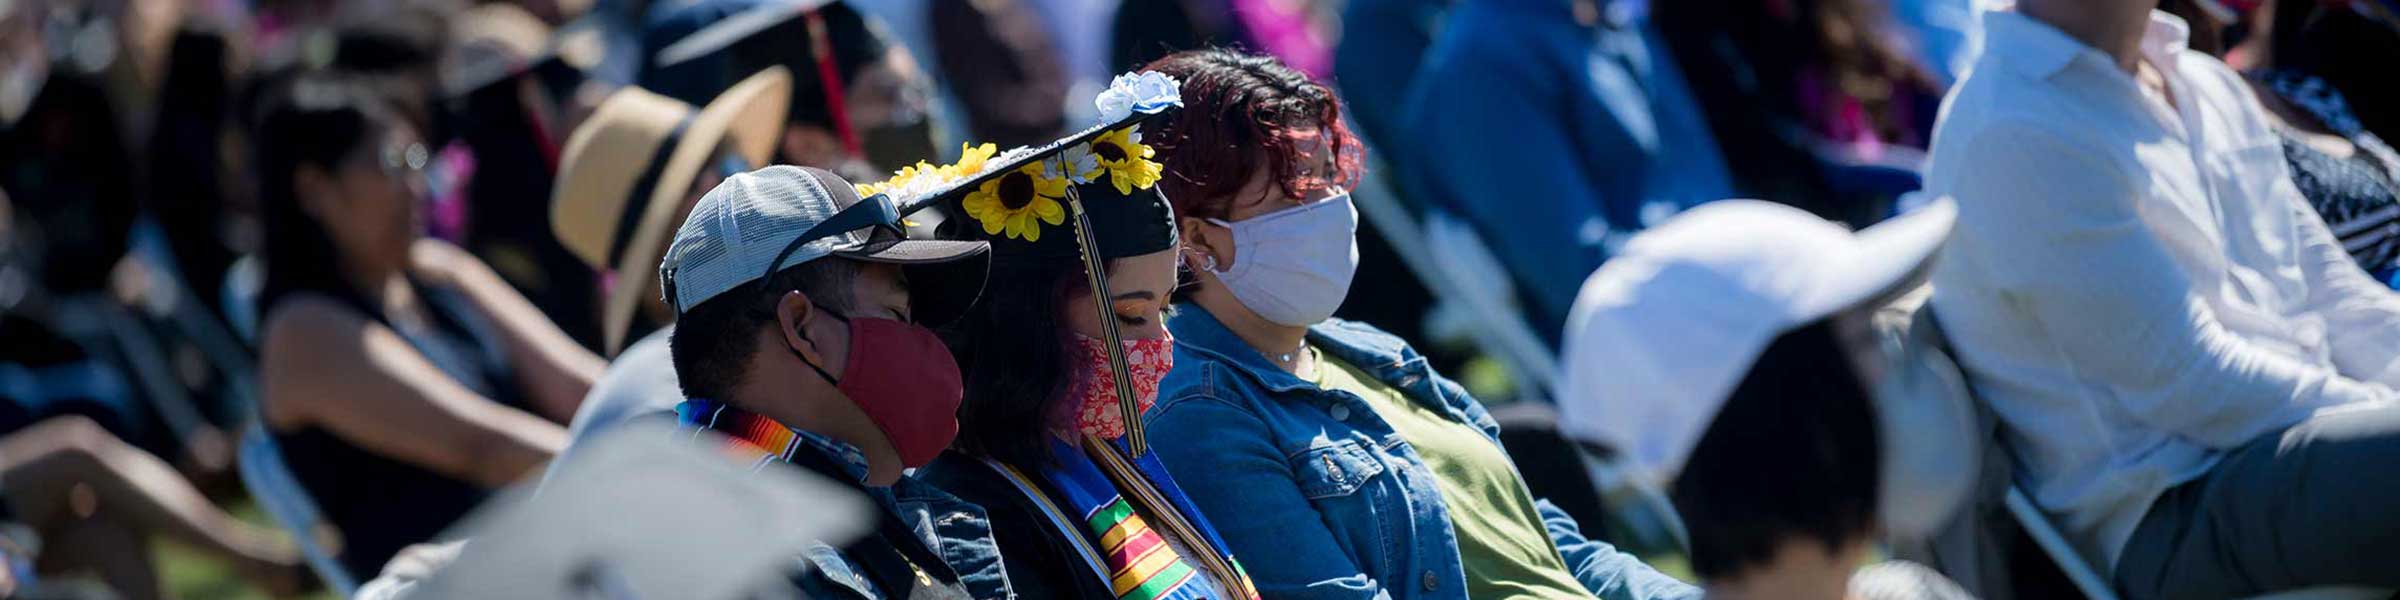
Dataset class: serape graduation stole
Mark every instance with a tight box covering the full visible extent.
[1035,436,1259,600]
[675,399,808,467]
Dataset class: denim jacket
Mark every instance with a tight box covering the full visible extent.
[675,399,1012,600]
[1146,308,1698,600]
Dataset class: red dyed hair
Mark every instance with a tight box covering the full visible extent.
[1137,48,1364,221]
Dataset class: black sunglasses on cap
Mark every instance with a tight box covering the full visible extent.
[756,192,907,287]
[659,193,907,313]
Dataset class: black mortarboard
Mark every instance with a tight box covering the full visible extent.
[859,77,1181,263]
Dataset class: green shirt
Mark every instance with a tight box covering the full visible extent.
[1313,350,1590,600]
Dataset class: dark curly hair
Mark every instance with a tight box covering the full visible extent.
[1136,48,1364,223]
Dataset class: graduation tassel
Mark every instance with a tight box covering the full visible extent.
[1057,156,1148,456]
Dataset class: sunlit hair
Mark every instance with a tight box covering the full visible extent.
[1135,48,1364,222]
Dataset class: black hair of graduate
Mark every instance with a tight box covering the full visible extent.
[1671,318,1882,580]
[939,256,1087,469]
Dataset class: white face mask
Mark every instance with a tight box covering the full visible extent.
[1203,192,1360,326]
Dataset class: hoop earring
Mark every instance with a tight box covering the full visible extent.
[1190,249,1219,272]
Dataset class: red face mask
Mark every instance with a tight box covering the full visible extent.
[793,312,965,467]
[1066,333,1176,439]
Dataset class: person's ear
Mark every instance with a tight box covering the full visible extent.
[776,289,831,368]
[1180,215,1232,273]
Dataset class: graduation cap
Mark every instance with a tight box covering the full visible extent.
[441,4,637,99]
[640,0,892,158]
[856,70,1183,454]
[393,422,874,599]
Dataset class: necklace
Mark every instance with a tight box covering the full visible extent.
[1274,342,1307,364]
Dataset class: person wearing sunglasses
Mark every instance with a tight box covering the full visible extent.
[254,71,609,578]
[538,67,790,483]
[657,165,1003,599]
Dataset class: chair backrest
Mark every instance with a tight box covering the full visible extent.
[235,420,358,595]
[1417,210,1561,399]
[221,254,263,346]
[1345,162,1561,400]
[1876,290,2032,599]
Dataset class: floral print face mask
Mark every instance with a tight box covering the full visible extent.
[1066,333,1176,439]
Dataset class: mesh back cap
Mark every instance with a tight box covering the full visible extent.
[658,165,872,314]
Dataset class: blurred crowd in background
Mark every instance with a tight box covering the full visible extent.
[0,0,2396,596]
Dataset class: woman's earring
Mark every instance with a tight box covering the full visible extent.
[1185,244,1219,271]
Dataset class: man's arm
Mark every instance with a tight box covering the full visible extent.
[2281,183,2400,386]
[1945,122,2392,448]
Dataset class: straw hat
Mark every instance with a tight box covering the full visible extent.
[552,65,790,354]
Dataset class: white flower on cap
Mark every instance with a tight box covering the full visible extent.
[1095,71,1183,124]
[1056,143,1101,184]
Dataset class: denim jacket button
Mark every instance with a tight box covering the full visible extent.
[1421,571,1439,590]
[1329,405,1351,421]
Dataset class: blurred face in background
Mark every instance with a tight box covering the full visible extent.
[298,124,430,279]
[781,47,937,173]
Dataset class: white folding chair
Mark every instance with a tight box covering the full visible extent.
[1350,161,1690,553]
[236,420,358,595]
[1346,165,1561,400]
[220,254,263,346]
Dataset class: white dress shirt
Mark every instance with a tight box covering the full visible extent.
[1924,9,2400,570]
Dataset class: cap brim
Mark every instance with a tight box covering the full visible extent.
[651,0,839,69]
[838,239,990,327]
[1791,195,1957,322]
[838,238,990,264]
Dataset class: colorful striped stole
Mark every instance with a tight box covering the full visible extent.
[675,399,813,469]
[1036,438,1259,600]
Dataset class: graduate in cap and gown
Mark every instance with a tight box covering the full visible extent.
[876,73,1263,600]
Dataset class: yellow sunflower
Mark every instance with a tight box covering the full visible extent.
[946,142,999,179]
[961,163,1068,241]
[857,160,934,198]
[1086,127,1163,195]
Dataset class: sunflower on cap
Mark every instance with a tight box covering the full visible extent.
[962,163,1071,241]
[1082,127,1162,195]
